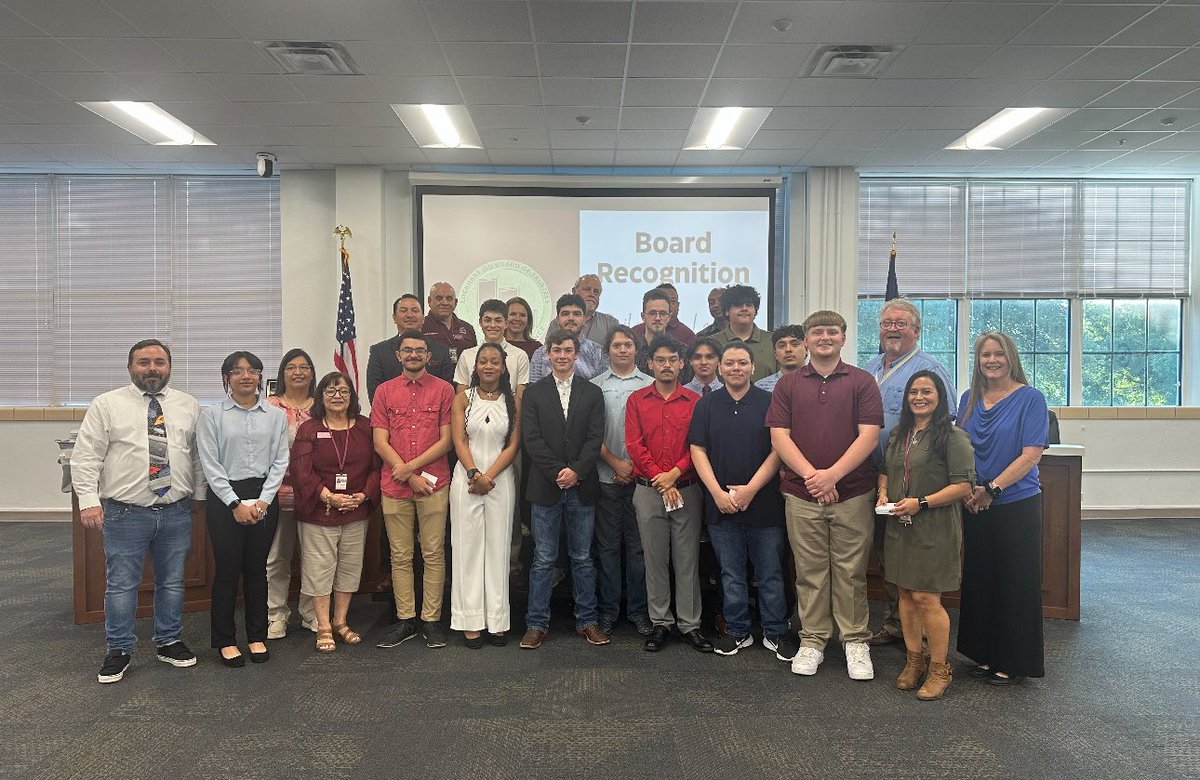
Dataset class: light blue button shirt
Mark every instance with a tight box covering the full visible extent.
[754,370,785,393]
[684,377,723,395]
[591,368,653,484]
[530,337,609,383]
[197,396,290,507]
[864,347,957,459]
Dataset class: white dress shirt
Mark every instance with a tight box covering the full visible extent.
[555,373,574,418]
[71,383,206,510]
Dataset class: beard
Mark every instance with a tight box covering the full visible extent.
[133,372,168,393]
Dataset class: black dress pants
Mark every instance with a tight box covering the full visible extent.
[207,477,279,648]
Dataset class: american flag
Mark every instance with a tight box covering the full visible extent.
[333,244,359,389]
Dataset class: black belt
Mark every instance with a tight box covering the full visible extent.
[103,496,189,511]
[635,476,695,490]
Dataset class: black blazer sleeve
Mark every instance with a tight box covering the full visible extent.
[521,381,567,479]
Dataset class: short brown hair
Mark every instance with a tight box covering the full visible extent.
[802,310,847,332]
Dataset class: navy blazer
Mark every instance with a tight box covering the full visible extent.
[520,374,605,506]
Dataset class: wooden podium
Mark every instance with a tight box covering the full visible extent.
[868,444,1083,621]
[71,494,389,625]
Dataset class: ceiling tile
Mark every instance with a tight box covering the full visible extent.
[1009,130,1104,151]
[968,46,1088,80]
[833,107,926,130]
[713,44,812,78]
[479,127,550,149]
[285,75,383,103]
[822,2,948,44]
[1164,90,1200,111]
[876,129,963,150]
[457,77,542,106]
[1118,109,1200,132]
[470,105,548,130]
[1092,149,1192,169]
[551,149,615,165]
[1140,48,1200,82]
[0,0,135,36]
[807,128,892,150]
[1056,47,1184,81]
[627,45,719,78]
[615,149,679,166]
[798,149,870,166]
[119,73,228,102]
[859,79,957,107]
[1011,5,1153,46]
[1017,80,1121,108]
[203,74,307,102]
[66,39,190,74]
[970,150,1062,168]
[1142,132,1200,152]
[0,38,104,73]
[760,106,846,130]
[530,1,632,44]
[157,40,280,75]
[372,76,463,104]
[735,150,801,167]
[424,1,532,42]
[346,42,451,77]
[917,3,1054,45]
[675,149,744,166]
[860,149,936,166]
[0,7,45,37]
[358,146,430,165]
[322,0,435,41]
[882,45,999,79]
[727,2,841,45]
[104,0,241,38]
[777,78,872,107]
[541,78,623,106]
[1107,6,1200,47]
[443,43,538,77]
[1035,150,1122,169]
[1086,81,1199,109]
[619,106,696,130]
[549,128,616,149]
[632,2,737,44]
[1049,108,1148,131]
[900,106,997,130]
[485,149,553,166]
[201,0,337,40]
[746,129,827,149]
[0,101,100,124]
[30,72,140,101]
[701,78,789,106]
[616,129,687,149]
[536,44,628,78]
[1077,131,1172,151]
[920,149,999,166]
[622,78,706,107]
[544,106,619,130]
[932,78,1037,107]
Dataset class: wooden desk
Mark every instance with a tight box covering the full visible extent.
[867,445,1083,621]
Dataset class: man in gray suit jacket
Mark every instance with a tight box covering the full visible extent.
[519,330,608,649]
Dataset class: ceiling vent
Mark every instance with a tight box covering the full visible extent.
[259,41,362,75]
[805,45,899,78]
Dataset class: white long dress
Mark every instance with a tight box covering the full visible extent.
[449,391,516,632]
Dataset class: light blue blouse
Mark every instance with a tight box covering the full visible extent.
[197,396,290,507]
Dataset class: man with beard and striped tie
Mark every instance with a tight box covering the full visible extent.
[72,339,206,684]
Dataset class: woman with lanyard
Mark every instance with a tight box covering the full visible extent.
[957,331,1049,687]
[197,351,290,667]
[876,370,975,699]
[290,372,381,653]
[264,348,317,639]
[449,343,521,648]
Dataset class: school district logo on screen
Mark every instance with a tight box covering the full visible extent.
[459,259,553,337]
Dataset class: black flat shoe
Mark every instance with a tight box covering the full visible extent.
[683,629,714,653]
[644,625,671,652]
[968,664,992,678]
[248,645,270,663]
[218,648,245,668]
[464,633,484,650]
[986,671,1024,686]
[486,633,507,647]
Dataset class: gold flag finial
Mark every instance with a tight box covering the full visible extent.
[333,225,352,247]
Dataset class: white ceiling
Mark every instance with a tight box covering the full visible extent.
[1,0,1199,175]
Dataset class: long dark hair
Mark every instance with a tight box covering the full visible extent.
[465,342,517,447]
[220,350,263,394]
[310,371,361,419]
[886,370,953,462]
[272,348,316,398]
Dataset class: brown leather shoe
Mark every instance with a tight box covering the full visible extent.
[519,628,547,649]
[896,649,928,690]
[867,627,903,646]
[576,624,610,645]
[917,661,953,700]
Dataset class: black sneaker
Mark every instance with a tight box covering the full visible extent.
[598,614,617,635]
[764,632,800,661]
[423,620,447,648]
[376,618,418,648]
[713,633,754,656]
[631,615,654,636]
[155,641,197,668]
[98,650,130,684]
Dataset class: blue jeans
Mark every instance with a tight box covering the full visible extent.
[707,519,789,638]
[595,481,647,622]
[102,498,192,652]
[526,489,598,630]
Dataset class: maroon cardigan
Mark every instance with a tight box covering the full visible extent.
[290,415,381,526]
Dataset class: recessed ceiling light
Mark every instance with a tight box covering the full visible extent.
[392,104,482,149]
[771,18,794,32]
[946,107,1069,150]
[78,101,215,145]
[683,107,773,151]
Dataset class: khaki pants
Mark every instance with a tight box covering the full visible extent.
[382,490,449,622]
[265,508,315,627]
[297,519,367,596]
[784,491,874,650]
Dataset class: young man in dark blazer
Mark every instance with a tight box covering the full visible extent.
[366,294,454,402]
[519,329,608,649]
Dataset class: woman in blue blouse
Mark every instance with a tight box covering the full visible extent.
[197,351,290,667]
[956,331,1049,686]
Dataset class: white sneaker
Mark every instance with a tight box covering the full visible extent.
[266,620,288,640]
[791,646,824,676]
[845,641,874,680]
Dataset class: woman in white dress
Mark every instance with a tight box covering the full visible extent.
[450,343,522,648]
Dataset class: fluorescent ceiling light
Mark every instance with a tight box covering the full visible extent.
[946,107,1069,151]
[392,104,482,149]
[78,101,214,145]
[683,107,772,151]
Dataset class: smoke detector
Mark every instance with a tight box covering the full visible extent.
[259,41,362,75]
[806,45,900,78]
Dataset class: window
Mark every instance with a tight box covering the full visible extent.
[969,299,1069,406]
[0,175,280,406]
[856,298,958,386]
[1082,299,1182,406]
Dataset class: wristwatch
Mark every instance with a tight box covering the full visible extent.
[918,497,929,511]
[226,499,240,511]
[466,468,480,480]
[985,481,1003,498]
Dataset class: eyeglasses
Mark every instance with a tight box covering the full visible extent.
[398,347,428,355]
[880,320,912,330]
[229,368,262,377]
[285,364,313,374]
[651,356,682,365]
[644,310,670,319]
[323,387,351,398]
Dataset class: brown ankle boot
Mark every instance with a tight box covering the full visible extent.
[896,649,928,690]
[917,661,953,700]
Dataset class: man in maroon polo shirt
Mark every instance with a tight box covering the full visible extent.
[766,310,882,681]
[423,281,477,366]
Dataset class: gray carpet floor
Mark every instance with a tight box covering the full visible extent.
[1,518,1196,780]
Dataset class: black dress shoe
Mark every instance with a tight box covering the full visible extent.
[986,671,1024,686]
[644,625,671,652]
[249,648,270,664]
[968,664,992,679]
[218,648,245,668]
[683,629,714,653]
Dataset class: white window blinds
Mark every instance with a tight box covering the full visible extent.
[1081,181,1190,296]
[858,179,965,297]
[0,177,52,405]
[968,180,1077,297]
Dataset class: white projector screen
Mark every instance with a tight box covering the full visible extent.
[417,188,776,340]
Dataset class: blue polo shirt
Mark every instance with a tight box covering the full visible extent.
[687,385,783,528]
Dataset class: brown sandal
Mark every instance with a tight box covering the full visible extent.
[332,623,362,645]
[315,629,335,653]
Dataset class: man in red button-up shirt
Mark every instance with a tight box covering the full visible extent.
[625,335,712,654]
